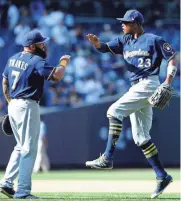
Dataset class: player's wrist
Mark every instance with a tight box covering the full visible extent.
[167,65,177,77]
[94,42,101,48]
[164,77,172,85]
[59,59,68,68]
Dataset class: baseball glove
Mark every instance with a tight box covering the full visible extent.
[148,83,175,110]
[1,114,13,136]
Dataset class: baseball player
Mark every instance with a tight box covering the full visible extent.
[0,29,70,199]
[85,10,177,199]
[33,119,50,173]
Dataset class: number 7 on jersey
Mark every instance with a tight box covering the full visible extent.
[11,70,20,90]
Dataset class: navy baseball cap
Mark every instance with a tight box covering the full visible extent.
[117,10,144,25]
[22,29,49,47]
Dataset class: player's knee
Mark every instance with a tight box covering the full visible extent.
[107,104,123,121]
[133,137,151,146]
[21,146,38,156]
[108,116,122,124]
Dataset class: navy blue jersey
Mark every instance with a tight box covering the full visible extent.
[99,33,176,81]
[3,52,55,101]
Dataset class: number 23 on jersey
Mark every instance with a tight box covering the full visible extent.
[138,58,151,68]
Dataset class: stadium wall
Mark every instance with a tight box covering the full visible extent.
[0,97,179,168]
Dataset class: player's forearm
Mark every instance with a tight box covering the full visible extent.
[165,74,173,85]
[51,66,66,82]
[95,42,110,53]
[50,55,71,82]
[165,57,177,85]
[2,78,11,103]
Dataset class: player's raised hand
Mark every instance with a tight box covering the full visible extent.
[59,55,71,68]
[86,34,100,48]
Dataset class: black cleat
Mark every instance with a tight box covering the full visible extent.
[0,186,15,198]
[151,174,173,199]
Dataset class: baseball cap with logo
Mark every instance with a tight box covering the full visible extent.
[22,29,49,47]
[117,10,144,25]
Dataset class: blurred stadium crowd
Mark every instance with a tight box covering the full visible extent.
[0,0,180,114]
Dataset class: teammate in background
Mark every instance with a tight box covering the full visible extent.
[33,118,50,173]
[0,29,70,199]
[85,10,177,199]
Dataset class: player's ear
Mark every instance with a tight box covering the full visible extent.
[133,22,139,29]
[30,45,36,49]
[30,44,36,50]
[132,22,137,28]
[135,23,141,28]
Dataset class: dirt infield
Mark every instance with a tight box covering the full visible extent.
[31,180,180,193]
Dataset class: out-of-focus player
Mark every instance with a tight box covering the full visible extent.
[33,118,50,173]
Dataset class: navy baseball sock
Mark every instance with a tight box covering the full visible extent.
[140,140,167,179]
[104,117,122,160]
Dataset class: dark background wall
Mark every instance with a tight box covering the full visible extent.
[0,97,179,168]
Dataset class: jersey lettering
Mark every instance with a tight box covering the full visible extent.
[124,49,150,59]
[106,33,176,81]
[9,59,28,70]
[3,52,54,101]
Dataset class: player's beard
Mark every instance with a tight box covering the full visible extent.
[35,46,47,59]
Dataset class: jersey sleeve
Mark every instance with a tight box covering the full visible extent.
[106,36,124,55]
[155,36,177,61]
[36,59,55,80]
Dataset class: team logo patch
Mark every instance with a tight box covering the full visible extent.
[163,43,172,52]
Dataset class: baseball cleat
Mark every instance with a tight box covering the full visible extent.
[85,154,113,169]
[14,194,39,199]
[151,174,173,199]
[0,186,15,198]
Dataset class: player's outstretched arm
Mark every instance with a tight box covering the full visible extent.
[51,55,71,82]
[86,34,110,53]
[164,56,177,85]
[86,34,101,48]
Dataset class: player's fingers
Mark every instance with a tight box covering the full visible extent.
[86,35,92,40]
[62,56,70,60]
[60,55,71,60]
[88,34,96,39]
[87,37,94,43]
[86,34,98,44]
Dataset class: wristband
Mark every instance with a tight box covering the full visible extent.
[60,59,68,67]
[167,65,177,77]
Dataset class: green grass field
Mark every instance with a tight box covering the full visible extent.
[0,169,180,201]
[0,168,178,181]
[4,193,179,201]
